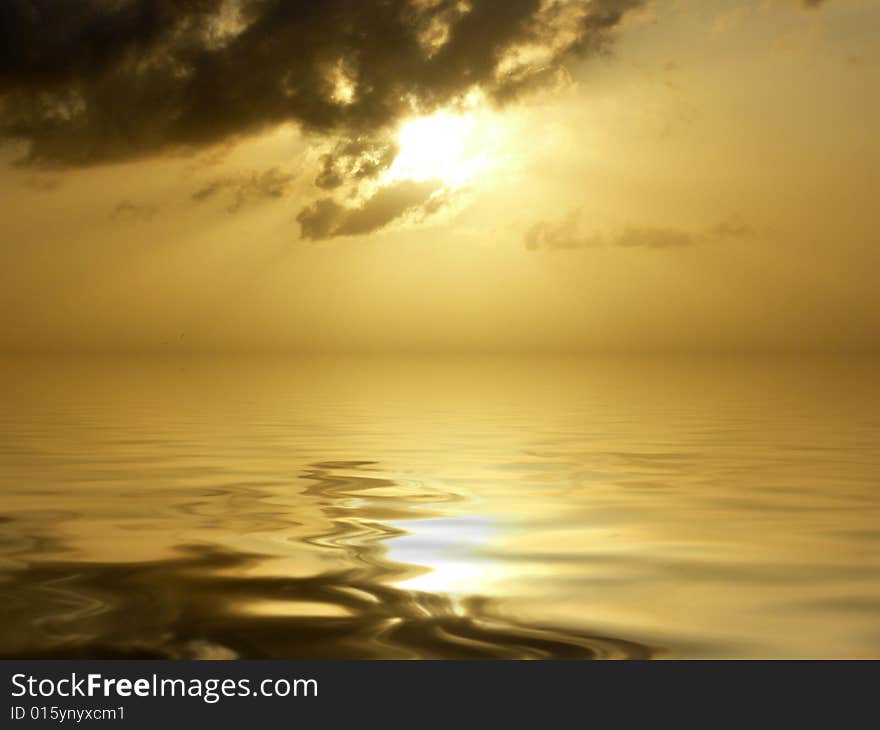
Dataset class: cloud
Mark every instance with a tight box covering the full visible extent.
[0,0,644,167]
[298,179,445,240]
[22,175,62,192]
[314,135,399,190]
[297,198,345,241]
[709,215,754,241]
[191,166,293,212]
[109,199,158,223]
[615,226,696,249]
[525,210,602,250]
[525,213,753,251]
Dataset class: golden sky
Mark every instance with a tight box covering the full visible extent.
[0,0,877,354]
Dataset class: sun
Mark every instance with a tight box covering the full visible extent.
[387,111,493,188]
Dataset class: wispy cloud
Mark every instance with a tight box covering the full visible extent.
[525,213,753,251]
[298,180,447,240]
[109,200,158,223]
[191,167,293,213]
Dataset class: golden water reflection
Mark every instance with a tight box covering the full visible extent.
[0,356,878,658]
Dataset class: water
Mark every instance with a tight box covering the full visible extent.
[0,356,878,659]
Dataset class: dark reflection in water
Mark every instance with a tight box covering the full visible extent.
[0,460,649,659]
[0,356,879,658]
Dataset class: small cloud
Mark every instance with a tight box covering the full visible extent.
[525,210,602,250]
[298,179,446,241]
[297,198,346,241]
[615,226,696,249]
[110,200,157,223]
[22,175,63,192]
[710,214,754,240]
[525,211,754,251]
[191,167,293,213]
[191,179,229,202]
[315,135,399,190]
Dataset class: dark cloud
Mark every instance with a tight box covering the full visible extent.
[298,179,444,240]
[0,0,643,167]
[297,198,345,241]
[191,166,293,211]
[526,213,753,251]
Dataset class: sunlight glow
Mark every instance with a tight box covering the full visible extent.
[388,111,494,188]
[387,515,506,595]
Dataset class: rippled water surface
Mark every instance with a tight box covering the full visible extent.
[1,356,878,659]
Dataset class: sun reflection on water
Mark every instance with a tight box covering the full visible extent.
[387,515,504,595]
[0,356,879,658]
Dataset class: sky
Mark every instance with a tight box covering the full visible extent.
[0,0,878,354]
